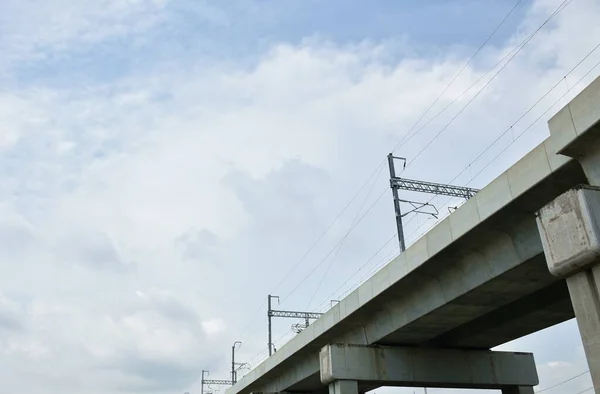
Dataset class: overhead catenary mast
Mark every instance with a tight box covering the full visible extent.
[387,154,479,252]
[268,294,323,356]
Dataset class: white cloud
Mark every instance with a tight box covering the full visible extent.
[0,0,170,64]
[1,0,600,393]
[203,319,227,336]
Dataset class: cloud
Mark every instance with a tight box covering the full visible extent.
[0,0,171,64]
[55,228,132,272]
[0,292,24,332]
[177,229,221,262]
[134,288,199,323]
[1,0,600,393]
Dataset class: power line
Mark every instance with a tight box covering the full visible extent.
[450,40,600,189]
[396,0,576,169]
[313,232,398,312]
[220,0,578,374]
[403,0,525,136]
[280,187,389,303]
[257,0,529,310]
[307,165,385,309]
[232,30,599,386]
[333,215,433,305]
[315,206,435,313]
[214,192,402,371]
[467,54,600,187]
[312,204,431,314]
[258,44,599,357]
[396,37,600,244]
[311,7,597,317]
[536,370,589,393]
[213,169,389,371]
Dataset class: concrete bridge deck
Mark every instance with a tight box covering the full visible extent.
[226,77,600,394]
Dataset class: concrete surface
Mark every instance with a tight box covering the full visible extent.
[542,74,600,393]
[537,186,600,276]
[565,270,600,393]
[328,380,357,394]
[224,76,600,394]
[319,344,538,390]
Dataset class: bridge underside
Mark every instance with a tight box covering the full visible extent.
[224,74,600,394]
[279,160,586,394]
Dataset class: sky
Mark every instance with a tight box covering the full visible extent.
[1,0,600,393]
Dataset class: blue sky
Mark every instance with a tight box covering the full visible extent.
[6,0,529,87]
[1,0,600,393]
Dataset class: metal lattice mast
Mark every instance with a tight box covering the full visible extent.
[390,177,479,199]
[201,370,231,394]
[268,294,323,356]
[230,342,249,385]
[387,154,480,252]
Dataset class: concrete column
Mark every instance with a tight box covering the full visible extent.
[502,387,534,394]
[537,187,600,394]
[328,380,358,394]
[567,267,600,389]
[541,75,600,393]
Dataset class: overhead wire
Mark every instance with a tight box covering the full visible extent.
[307,0,577,312]
[390,36,600,257]
[313,232,398,312]
[254,0,582,358]
[448,40,600,190]
[392,0,576,167]
[400,0,525,137]
[324,213,433,308]
[388,52,600,274]
[215,0,579,375]
[279,187,389,302]
[470,42,600,194]
[536,370,589,393]
[467,57,600,187]
[229,0,534,343]
[253,0,530,311]
[388,0,568,156]
[306,164,385,309]
[214,192,410,371]
[247,0,594,376]
[312,2,598,316]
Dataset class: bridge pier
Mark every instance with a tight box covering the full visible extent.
[320,344,538,393]
[328,380,358,394]
[539,75,600,393]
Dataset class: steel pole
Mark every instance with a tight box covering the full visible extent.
[268,295,273,356]
[388,153,406,252]
[231,345,235,385]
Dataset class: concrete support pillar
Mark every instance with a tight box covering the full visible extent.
[538,187,600,394]
[328,380,358,394]
[502,387,534,394]
[541,75,600,393]
[567,268,600,389]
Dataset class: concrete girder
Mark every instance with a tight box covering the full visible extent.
[319,344,538,390]
[250,353,319,394]
[361,216,548,346]
[226,74,597,394]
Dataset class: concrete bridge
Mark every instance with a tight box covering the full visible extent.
[225,77,600,394]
